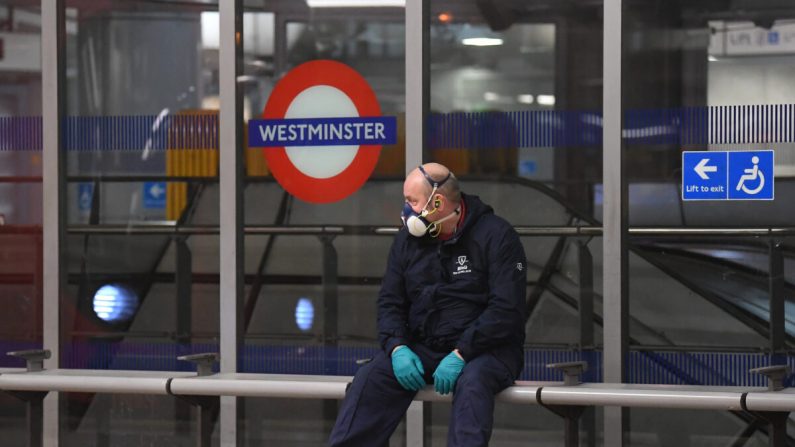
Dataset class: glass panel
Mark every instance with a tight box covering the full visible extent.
[0,0,42,438]
[629,408,768,446]
[241,5,405,371]
[624,0,795,388]
[426,0,604,443]
[0,0,43,360]
[61,1,219,370]
[428,0,604,348]
[240,2,405,444]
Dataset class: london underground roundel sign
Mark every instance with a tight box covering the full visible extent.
[248,60,397,203]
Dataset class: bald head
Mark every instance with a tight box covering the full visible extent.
[404,163,461,205]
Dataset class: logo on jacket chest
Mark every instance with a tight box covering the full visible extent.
[453,255,471,276]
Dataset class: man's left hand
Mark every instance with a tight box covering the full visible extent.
[433,350,466,395]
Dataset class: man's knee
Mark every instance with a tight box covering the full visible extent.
[455,355,513,395]
[455,367,491,396]
[348,351,403,396]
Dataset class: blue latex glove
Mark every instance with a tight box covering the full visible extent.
[433,351,466,395]
[391,346,426,391]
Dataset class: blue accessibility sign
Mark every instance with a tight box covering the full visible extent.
[78,183,94,211]
[682,150,774,201]
[728,151,774,200]
[143,182,167,209]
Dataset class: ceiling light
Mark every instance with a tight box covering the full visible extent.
[708,55,719,62]
[484,91,500,101]
[306,0,405,7]
[462,37,503,47]
[537,95,555,106]
[517,94,534,104]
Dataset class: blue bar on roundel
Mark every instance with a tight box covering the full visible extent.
[248,116,398,148]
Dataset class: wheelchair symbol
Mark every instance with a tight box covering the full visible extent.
[735,156,765,195]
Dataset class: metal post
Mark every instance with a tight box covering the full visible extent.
[578,242,594,350]
[26,393,45,447]
[578,242,596,447]
[174,353,221,447]
[320,235,341,428]
[6,350,52,447]
[747,365,791,447]
[603,0,627,444]
[41,0,65,445]
[175,237,194,439]
[768,240,784,364]
[176,238,193,344]
[405,0,428,170]
[540,362,589,447]
[320,236,339,352]
[406,401,430,447]
[219,0,244,446]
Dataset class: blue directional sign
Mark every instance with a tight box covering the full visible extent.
[78,183,94,211]
[143,182,166,209]
[682,151,728,200]
[682,150,774,201]
[728,150,774,200]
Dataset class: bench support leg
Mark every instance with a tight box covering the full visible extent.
[752,411,790,447]
[542,404,585,447]
[176,395,220,447]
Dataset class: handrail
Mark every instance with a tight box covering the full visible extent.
[0,369,194,395]
[0,368,787,411]
[743,389,795,412]
[62,224,795,237]
[538,383,748,411]
[5,368,795,447]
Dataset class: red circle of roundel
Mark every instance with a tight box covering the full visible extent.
[261,60,383,204]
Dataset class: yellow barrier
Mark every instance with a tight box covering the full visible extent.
[166,110,274,220]
[166,111,218,221]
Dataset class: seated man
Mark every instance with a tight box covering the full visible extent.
[329,163,528,446]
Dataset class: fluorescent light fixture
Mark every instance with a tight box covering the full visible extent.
[201,12,219,49]
[306,0,405,7]
[484,91,500,101]
[708,55,719,62]
[537,94,555,106]
[517,94,534,104]
[462,37,503,46]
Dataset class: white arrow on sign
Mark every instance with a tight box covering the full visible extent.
[694,158,718,180]
[148,183,165,199]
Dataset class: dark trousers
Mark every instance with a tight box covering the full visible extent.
[328,344,514,447]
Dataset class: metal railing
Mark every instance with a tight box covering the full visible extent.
[2,352,794,447]
[59,224,795,237]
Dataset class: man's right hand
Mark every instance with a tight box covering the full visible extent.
[391,346,426,391]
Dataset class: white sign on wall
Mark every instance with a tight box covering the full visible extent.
[710,21,795,56]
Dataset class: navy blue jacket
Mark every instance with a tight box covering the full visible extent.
[378,193,528,377]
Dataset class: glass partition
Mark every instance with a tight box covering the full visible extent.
[0,0,43,441]
[0,0,43,362]
[59,0,220,443]
[240,3,406,444]
[61,0,219,371]
[8,0,795,445]
[426,0,604,444]
[623,0,795,443]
